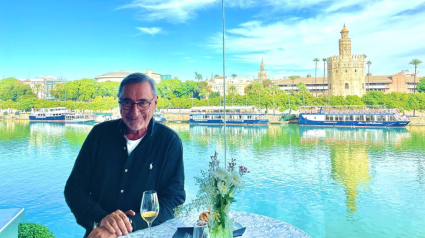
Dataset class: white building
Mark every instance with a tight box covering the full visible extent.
[208,76,251,96]
[19,76,66,99]
[95,69,162,84]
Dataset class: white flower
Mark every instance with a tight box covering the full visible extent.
[217,181,230,196]
[214,168,228,182]
[230,171,243,188]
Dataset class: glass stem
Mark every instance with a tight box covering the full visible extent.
[149,223,152,238]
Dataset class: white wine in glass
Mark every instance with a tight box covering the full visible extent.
[141,190,159,238]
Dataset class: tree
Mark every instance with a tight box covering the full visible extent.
[78,79,97,101]
[229,85,237,106]
[313,58,319,97]
[214,74,219,79]
[50,83,65,101]
[271,85,280,115]
[198,81,212,105]
[251,81,263,109]
[16,96,38,111]
[157,78,183,99]
[296,82,309,94]
[409,59,422,93]
[322,58,327,97]
[289,76,297,92]
[196,73,203,82]
[231,74,237,78]
[0,78,35,101]
[407,94,420,115]
[34,83,43,98]
[367,61,372,91]
[417,77,425,93]
[262,79,273,88]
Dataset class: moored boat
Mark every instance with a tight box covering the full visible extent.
[298,106,410,128]
[153,112,166,123]
[189,106,269,125]
[29,107,68,122]
[65,114,95,123]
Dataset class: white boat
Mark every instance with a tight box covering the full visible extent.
[65,114,95,123]
[94,115,112,123]
[153,112,166,123]
[189,106,269,125]
[29,107,69,122]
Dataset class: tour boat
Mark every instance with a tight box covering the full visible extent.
[65,114,95,123]
[153,112,166,123]
[189,106,269,125]
[29,107,69,122]
[298,106,410,128]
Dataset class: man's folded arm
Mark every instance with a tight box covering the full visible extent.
[64,127,109,229]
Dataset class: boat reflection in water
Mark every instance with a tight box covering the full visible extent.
[299,126,411,217]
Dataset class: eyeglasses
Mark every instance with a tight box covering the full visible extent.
[119,98,155,110]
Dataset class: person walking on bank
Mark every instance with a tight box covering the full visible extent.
[64,73,185,238]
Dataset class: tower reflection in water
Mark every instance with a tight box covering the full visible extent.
[299,126,410,216]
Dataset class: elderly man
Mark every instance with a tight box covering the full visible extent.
[64,73,185,238]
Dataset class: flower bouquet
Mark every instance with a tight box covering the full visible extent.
[175,151,249,238]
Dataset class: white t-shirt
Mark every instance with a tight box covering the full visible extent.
[125,135,144,155]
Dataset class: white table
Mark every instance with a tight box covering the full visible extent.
[122,211,311,238]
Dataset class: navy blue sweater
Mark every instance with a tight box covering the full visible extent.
[64,118,185,237]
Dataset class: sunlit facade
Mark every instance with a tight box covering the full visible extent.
[95,69,161,84]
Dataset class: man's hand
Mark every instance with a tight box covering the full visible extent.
[88,227,118,238]
[98,210,135,236]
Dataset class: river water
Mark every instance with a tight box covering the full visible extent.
[0,121,424,237]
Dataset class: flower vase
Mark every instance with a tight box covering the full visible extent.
[209,209,233,238]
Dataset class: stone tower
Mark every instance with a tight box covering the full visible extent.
[258,58,268,80]
[327,25,365,97]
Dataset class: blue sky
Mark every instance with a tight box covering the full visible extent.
[1,0,424,81]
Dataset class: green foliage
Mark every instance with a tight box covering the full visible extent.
[417,78,425,93]
[296,82,309,94]
[16,96,38,111]
[0,78,35,101]
[18,222,55,238]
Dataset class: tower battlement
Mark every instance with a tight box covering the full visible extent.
[327,25,366,97]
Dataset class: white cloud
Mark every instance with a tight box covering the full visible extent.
[118,0,217,23]
[136,27,163,35]
[207,0,425,78]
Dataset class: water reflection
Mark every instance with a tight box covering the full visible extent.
[299,126,412,216]
[28,122,93,147]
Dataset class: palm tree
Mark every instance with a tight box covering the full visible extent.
[229,85,237,106]
[410,59,422,93]
[367,61,372,91]
[34,83,42,98]
[289,75,297,93]
[313,58,319,97]
[252,81,263,110]
[231,74,237,79]
[322,58,327,97]
[272,85,279,116]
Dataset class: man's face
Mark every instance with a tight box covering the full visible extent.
[119,82,158,133]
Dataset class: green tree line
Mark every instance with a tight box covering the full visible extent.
[1,77,425,112]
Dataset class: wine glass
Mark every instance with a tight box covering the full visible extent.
[193,220,209,238]
[140,190,159,238]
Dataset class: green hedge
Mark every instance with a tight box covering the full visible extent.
[18,222,55,238]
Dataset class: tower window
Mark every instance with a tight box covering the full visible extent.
[329,84,332,89]
[345,70,347,73]
[355,69,357,72]
[336,70,338,73]
[345,83,349,89]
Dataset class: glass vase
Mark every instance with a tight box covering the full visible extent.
[209,209,233,238]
